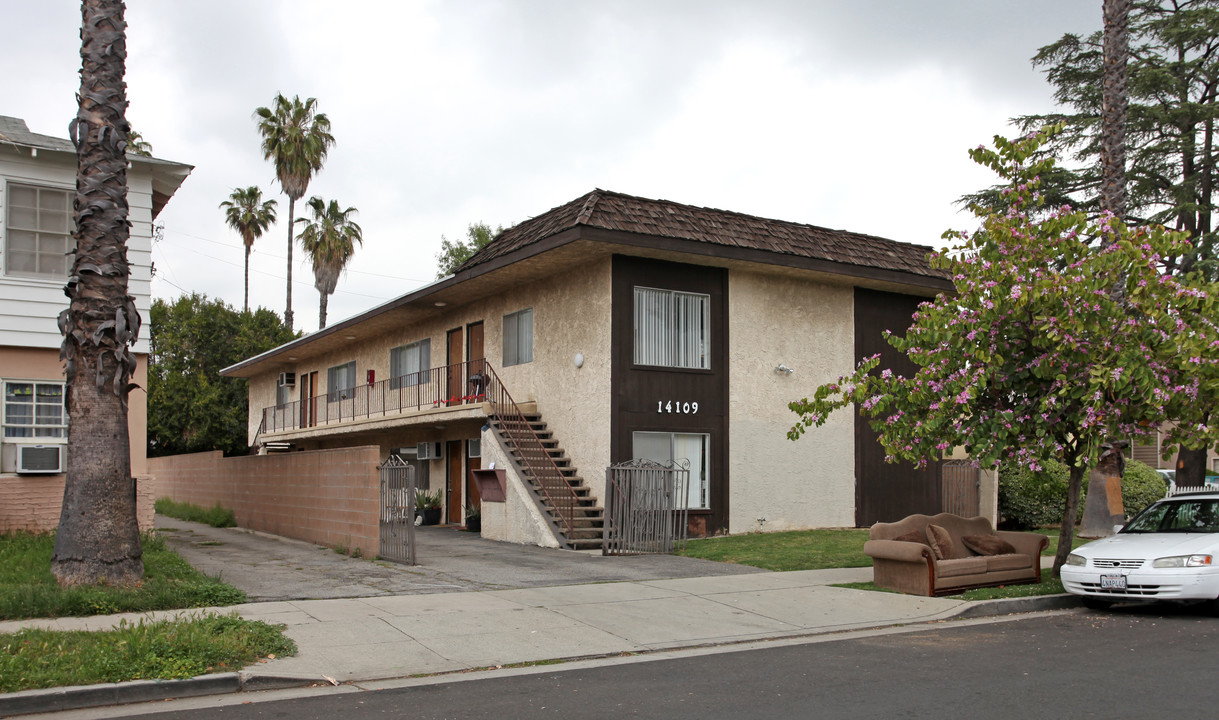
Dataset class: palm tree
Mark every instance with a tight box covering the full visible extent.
[254,94,334,330]
[126,129,152,157]
[52,0,144,586]
[296,196,362,330]
[220,187,278,312]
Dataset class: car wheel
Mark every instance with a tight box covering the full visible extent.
[1082,597,1113,611]
[1205,598,1219,617]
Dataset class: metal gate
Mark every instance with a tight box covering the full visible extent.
[603,459,690,555]
[379,455,417,565]
[941,460,980,517]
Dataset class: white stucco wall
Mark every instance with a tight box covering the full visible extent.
[728,269,857,531]
[477,423,561,547]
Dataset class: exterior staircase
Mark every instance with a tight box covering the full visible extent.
[489,413,604,550]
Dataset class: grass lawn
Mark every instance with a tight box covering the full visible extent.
[0,614,295,693]
[680,528,871,572]
[0,532,246,621]
[0,531,294,693]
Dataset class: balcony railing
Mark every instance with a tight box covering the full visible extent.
[262,359,495,433]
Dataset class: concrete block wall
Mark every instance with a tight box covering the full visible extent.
[0,474,155,534]
[149,446,382,558]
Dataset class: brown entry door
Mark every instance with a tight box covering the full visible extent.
[446,440,463,524]
[300,371,318,428]
[467,321,485,399]
[446,328,463,404]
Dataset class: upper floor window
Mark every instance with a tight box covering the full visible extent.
[634,287,709,369]
[390,338,431,388]
[503,308,533,367]
[327,361,356,401]
[5,183,73,278]
[3,381,66,439]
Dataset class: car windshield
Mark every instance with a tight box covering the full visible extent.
[1123,499,1219,533]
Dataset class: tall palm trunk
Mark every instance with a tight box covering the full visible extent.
[285,196,295,328]
[319,291,328,330]
[52,0,143,586]
[244,244,251,312]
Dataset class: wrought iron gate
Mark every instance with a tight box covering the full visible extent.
[941,460,980,517]
[380,455,417,565]
[603,459,690,555]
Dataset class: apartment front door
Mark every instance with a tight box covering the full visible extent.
[300,371,318,428]
[446,439,463,524]
[446,328,463,404]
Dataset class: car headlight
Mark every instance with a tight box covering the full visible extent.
[1152,555,1214,568]
[1066,553,1086,567]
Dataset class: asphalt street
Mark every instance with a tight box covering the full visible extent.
[66,604,1219,720]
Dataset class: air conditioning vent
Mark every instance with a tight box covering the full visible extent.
[17,445,64,474]
[416,441,443,460]
[277,372,296,388]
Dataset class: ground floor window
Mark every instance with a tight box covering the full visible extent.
[631,431,709,509]
[3,381,66,439]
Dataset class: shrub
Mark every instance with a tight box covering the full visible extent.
[155,498,236,528]
[998,458,1166,529]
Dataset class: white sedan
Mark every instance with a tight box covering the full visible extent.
[1061,491,1219,611]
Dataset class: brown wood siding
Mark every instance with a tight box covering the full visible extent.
[611,255,729,535]
[854,288,942,526]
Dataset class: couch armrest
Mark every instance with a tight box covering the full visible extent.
[995,531,1049,560]
[865,539,933,563]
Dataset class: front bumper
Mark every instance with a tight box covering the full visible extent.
[1061,565,1219,601]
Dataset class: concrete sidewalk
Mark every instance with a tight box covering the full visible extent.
[0,566,1085,718]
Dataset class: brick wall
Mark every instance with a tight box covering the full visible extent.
[148,446,382,558]
[0,474,156,534]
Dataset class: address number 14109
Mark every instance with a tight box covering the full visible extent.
[658,401,699,414]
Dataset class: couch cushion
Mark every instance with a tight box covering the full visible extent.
[962,534,1017,556]
[936,557,988,578]
[984,553,1033,572]
[894,530,929,546]
[925,524,955,560]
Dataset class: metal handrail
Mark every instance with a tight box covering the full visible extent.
[260,359,492,433]
[481,364,581,543]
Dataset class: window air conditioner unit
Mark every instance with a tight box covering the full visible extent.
[17,445,64,474]
[277,372,296,388]
[417,441,442,460]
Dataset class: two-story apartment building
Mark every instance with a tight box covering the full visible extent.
[221,189,953,548]
[0,115,191,532]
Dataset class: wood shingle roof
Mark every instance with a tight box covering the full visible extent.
[457,189,946,281]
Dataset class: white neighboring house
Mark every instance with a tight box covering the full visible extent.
[0,115,190,531]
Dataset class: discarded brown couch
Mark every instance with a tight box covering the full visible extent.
[865,513,1048,597]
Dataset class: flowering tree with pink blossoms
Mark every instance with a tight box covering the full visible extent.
[789,128,1219,575]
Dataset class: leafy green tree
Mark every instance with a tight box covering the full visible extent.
[789,129,1219,575]
[220,186,278,312]
[436,222,502,278]
[965,0,1219,487]
[296,197,362,330]
[52,0,144,587]
[254,94,334,330]
[148,295,297,458]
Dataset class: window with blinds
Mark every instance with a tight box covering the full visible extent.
[390,338,431,388]
[633,287,710,369]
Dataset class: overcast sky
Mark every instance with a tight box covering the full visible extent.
[2,1,1101,334]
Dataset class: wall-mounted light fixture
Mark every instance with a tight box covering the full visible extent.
[574,353,584,369]
[774,364,794,375]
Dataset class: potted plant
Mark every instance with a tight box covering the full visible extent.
[415,489,442,526]
[464,502,481,533]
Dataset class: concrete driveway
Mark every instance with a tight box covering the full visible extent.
[156,515,762,602]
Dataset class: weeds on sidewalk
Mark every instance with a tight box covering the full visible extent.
[0,532,245,621]
[0,613,296,693]
[155,498,237,528]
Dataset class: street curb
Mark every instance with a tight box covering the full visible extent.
[952,593,1083,619]
[0,595,1083,716]
[0,672,315,718]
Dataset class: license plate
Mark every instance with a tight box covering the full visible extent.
[1100,575,1127,590]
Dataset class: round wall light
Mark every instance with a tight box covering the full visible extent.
[574,353,584,369]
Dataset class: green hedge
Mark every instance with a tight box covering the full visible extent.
[998,458,1166,529]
